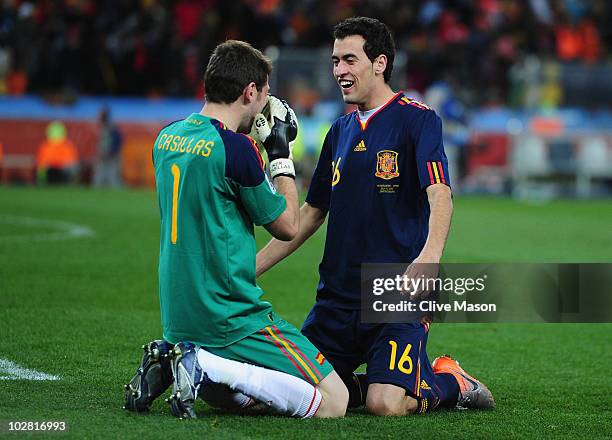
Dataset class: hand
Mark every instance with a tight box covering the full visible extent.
[249,95,298,179]
[249,113,271,151]
[262,95,298,162]
[400,255,440,300]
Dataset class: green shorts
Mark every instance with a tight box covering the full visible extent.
[204,317,333,386]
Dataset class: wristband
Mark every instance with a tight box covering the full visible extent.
[269,158,295,179]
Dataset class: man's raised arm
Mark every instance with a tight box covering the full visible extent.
[257,202,327,277]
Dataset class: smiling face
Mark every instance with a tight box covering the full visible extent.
[332,35,386,109]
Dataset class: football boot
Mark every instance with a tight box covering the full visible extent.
[432,355,495,409]
[166,342,210,419]
[124,340,173,412]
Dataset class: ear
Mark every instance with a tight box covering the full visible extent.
[374,54,387,77]
[243,82,258,104]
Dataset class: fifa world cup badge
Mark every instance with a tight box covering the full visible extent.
[375,150,400,180]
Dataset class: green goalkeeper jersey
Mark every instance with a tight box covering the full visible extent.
[152,113,286,347]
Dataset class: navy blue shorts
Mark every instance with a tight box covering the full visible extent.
[301,300,439,400]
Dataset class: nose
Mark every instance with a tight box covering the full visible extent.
[334,61,348,78]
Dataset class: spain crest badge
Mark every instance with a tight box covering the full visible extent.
[375,150,399,180]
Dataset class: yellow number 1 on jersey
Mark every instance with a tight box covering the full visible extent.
[171,164,180,244]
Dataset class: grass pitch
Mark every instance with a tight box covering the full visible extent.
[0,187,611,439]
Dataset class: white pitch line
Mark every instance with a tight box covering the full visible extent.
[0,214,94,242]
[0,358,60,381]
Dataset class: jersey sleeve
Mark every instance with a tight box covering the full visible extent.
[411,110,451,189]
[305,127,333,212]
[225,133,286,226]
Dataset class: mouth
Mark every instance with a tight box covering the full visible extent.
[338,79,355,93]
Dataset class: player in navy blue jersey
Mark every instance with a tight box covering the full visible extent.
[257,17,495,415]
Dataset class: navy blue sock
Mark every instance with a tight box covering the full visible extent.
[342,373,368,408]
[434,373,459,407]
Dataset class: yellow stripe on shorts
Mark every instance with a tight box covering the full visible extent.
[265,326,320,384]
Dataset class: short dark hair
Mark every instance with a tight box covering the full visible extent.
[333,17,395,83]
[204,40,272,104]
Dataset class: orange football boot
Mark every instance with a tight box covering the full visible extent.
[432,355,495,409]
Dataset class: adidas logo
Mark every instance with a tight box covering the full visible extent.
[421,380,431,390]
[353,140,366,152]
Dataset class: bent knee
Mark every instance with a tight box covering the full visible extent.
[317,394,348,418]
[315,373,349,418]
[366,389,417,416]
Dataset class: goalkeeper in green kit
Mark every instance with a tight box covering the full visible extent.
[123,40,348,419]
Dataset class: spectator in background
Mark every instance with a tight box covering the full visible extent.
[36,121,79,184]
[0,0,609,107]
[554,11,601,64]
[577,15,601,63]
[93,107,123,188]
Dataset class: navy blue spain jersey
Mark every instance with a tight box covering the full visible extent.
[306,92,451,308]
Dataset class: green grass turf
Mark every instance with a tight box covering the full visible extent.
[0,186,611,439]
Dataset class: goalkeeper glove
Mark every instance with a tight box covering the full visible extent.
[249,95,298,179]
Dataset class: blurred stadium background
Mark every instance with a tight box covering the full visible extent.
[0,0,611,199]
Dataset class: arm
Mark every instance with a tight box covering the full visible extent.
[416,183,453,263]
[263,175,299,241]
[256,99,333,275]
[257,202,327,277]
[402,183,452,299]
[403,109,453,300]
[253,96,301,241]
[411,109,453,263]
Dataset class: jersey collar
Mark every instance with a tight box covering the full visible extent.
[187,113,229,130]
[354,91,403,131]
